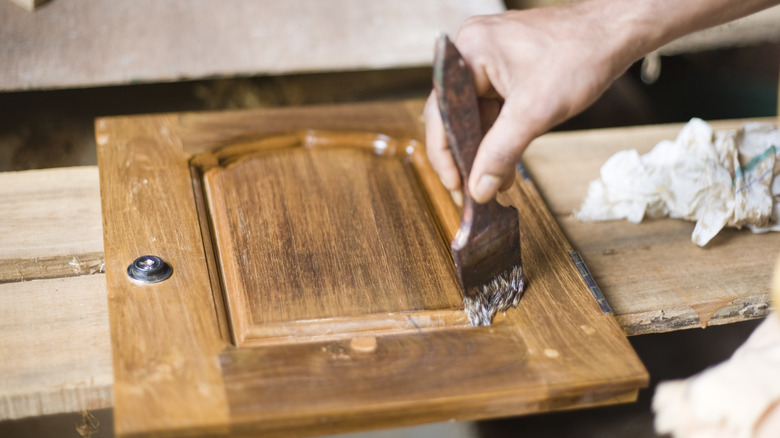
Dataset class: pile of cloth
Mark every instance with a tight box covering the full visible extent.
[577,118,779,246]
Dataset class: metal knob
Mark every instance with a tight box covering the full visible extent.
[127,255,173,284]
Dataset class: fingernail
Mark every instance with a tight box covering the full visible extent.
[473,174,502,203]
[450,189,463,207]
[439,174,457,191]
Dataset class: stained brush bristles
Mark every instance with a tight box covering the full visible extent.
[463,264,526,326]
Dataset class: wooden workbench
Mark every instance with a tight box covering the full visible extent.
[0,102,776,422]
[0,0,504,91]
[2,0,778,91]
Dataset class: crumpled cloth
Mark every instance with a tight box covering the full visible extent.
[576,118,780,246]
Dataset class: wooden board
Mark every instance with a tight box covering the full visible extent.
[197,132,464,345]
[523,118,780,335]
[0,167,104,282]
[0,275,112,420]
[0,166,112,421]
[1,104,774,422]
[0,0,504,91]
[96,101,647,437]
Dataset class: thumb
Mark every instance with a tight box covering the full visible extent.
[468,97,533,203]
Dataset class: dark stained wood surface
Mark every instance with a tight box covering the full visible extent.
[4,101,773,422]
[97,100,647,437]
[96,116,231,437]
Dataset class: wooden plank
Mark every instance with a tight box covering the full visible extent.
[0,0,504,91]
[99,101,647,437]
[0,275,112,420]
[0,166,104,283]
[0,165,110,422]
[522,118,779,335]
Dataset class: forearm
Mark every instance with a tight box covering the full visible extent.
[424,0,780,203]
[598,0,780,71]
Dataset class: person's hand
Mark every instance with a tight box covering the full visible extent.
[424,2,640,203]
[653,313,780,438]
[424,0,780,203]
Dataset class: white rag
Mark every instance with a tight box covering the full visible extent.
[576,118,780,246]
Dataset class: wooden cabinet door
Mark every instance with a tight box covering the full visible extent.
[97,100,647,437]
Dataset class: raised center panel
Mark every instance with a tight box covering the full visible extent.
[195,132,465,345]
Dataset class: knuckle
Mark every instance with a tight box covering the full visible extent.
[455,17,491,48]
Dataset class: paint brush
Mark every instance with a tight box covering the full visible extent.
[432,34,526,326]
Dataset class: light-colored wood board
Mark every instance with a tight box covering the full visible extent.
[0,0,504,91]
[523,118,779,334]
[219,171,647,437]
[0,275,112,420]
[98,101,646,437]
[0,166,104,283]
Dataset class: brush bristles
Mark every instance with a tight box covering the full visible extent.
[463,264,525,326]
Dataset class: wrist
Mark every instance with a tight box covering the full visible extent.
[575,0,669,76]
[580,0,780,70]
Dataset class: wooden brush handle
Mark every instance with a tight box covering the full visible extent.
[433,35,510,233]
[433,35,482,191]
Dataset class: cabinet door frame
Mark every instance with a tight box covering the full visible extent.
[97,100,647,438]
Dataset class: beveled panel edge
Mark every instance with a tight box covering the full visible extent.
[239,310,512,347]
[189,130,463,346]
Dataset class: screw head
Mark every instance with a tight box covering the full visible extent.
[127,255,173,284]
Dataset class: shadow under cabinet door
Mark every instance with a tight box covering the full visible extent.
[96,100,647,438]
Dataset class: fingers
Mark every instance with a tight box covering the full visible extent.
[425,83,527,203]
[468,96,533,203]
[423,92,462,191]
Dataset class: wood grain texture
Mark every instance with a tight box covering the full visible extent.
[96,116,230,437]
[218,170,648,437]
[99,100,647,437]
[0,165,110,421]
[0,167,104,283]
[0,275,112,420]
[0,0,504,91]
[522,118,780,334]
[200,132,462,344]
[1,105,772,423]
